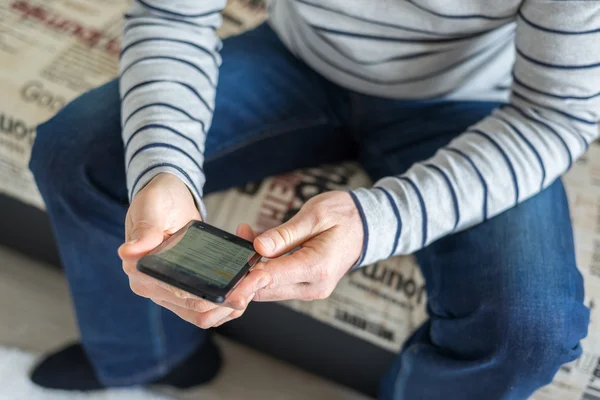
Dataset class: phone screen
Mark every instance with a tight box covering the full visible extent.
[151,226,255,288]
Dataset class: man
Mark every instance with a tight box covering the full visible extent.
[28,0,598,399]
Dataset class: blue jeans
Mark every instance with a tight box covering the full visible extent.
[30,24,589,399]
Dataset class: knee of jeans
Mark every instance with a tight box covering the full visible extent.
[29,80,120,194]
[491,295,589,384]
[30,110,84,194]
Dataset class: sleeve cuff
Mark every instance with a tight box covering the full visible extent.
[347,190,369,269]
[127,164,207,219]
[348,186,405,268]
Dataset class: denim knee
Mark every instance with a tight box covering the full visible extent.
[29,79,120,194]
[487,294,589,386]
[30,110,79,193]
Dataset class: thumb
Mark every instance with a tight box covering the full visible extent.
[255,207,320,258]
[118,222,165,262]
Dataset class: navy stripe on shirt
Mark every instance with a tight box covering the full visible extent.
[469,129,519,205]
[120,37,219,65]
[299,34,455,97]
[311,25,480,43]
[135,0,220,19]
[504,105,575,169]
[347,190,369,269]
[295,0,466,37]
[303,27,498,87]
[314,30,443,65]
[511,103,589,151]
[373,186,403,258]
[125,124,201,153]
[512,73,600,100]
[121,56,217,88]
[130,162,201,201]
[122,80,214,113]
[315,31,443,65]
[518,10,600,35]
[517,47,600,70]
[495,110,547,191]
[406,0,514,20]
[124,21,176,32]
[124,13,216,29]
[512,91,600,125]
[123,103,207,132]
[397,176,428,247]
[445,147,489,220]
[424,164,460,231]
[127,142,203,173]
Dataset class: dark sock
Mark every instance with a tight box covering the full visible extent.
[153,336,221,389]
[30,336,221,391]
[30,343,105,391]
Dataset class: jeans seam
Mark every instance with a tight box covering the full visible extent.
[150,302,167,378]
[205,114,332,162]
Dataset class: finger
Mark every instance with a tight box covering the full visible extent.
[200,292,254,326]
[213,316,233,328]
[118,222,165,268]
[224,268,271,310]
[236,223,258,242]
[255,244,323,288]
[146,262,269,311]
[213,307,246,327]
[122,261,188,292]
[129,277,219,313]
[150,278,208,302]
[153,298,235,330]
[254,204,324,258]
[254,283,331,302]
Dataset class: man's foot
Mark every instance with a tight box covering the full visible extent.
[30,336,222,391]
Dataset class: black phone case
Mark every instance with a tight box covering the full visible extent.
[137,220,260,304]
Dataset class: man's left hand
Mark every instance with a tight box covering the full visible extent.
[249,190,364,302]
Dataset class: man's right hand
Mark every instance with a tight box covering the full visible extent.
[117,173,272,329]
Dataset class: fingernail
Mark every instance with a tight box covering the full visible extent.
[258,235,275,252]
[247,293,256,302]
[255,277,271,291]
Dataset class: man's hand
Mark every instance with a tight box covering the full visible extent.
[251,190,364,302]
[118,173,272,328]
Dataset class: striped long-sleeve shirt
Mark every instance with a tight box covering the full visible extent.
[120,0,600,267]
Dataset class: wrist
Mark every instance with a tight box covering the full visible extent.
[145,172,202,215]
[151,172,188,188]
[125,156,207,218]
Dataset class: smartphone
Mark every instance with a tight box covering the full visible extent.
[137,220,261,303]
